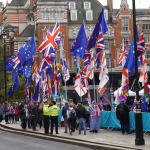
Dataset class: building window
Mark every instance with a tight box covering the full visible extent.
[105,42,109,49]
[122,17,128,31]
[85,28,89,37]
[69,2,75,9]
[71,11,77,21]
[86,11,93,21]
[123,8,126,11]
[18,43,25,50]
[106,58,110,68]
[7,33,9,39]
[108,28,112,35]
[142,24,150,30]
[84,2,91,9]
[43,31,46,40]
[146,50,150,59]
[43,12,48,18]
[145,36,148,43]
[68,28,73,38]
[28,18,31,21]
[50,12,55,19]
[57,12,62,18]
[117,50,120,61]
[123,37,129,45]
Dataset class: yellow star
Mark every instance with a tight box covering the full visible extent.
[92,37,93,39]
[77,50,79,52]
[80,47,82,50]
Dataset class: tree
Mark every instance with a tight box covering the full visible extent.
[0,62,64,102]
[0,40,5,94]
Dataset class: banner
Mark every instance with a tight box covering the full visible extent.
[120,85,129,103]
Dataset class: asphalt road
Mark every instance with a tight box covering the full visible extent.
[0,130,92,150]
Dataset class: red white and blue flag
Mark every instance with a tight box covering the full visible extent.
[38,22,61,57]
[117,39,128,66]
[95,26,105,69]
[132,96,136,112]
[52,60,61,95]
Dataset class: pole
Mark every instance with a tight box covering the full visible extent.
[108,29,114,109]
[65,80,67,101]
[92,70,96,101]
[132,0,145,145]
[4,38,7,102]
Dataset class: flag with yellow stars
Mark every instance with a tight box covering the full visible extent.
[70,21,87,58]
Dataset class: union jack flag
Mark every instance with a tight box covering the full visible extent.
[38,22,61,57]
[117,39,128,66]
[81,65,89,89]
[53,60,61,95]
[12,56,20,69]
[132,96,136,112]
[100,94,103,111]
[137,31,146,55]
[95,26,105,69]
[39,52,55,72]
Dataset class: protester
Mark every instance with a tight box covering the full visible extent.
[89,100,101,133]
[9,106,15,124]
[4,104,9,124]
[27,102,33,128]
[116,100,131,134]
[67,103,76,135]
[43,101,50,134]
[19,101,24,121]
[0,103,4,122]
[32,102,39,131]
[76,103,86,135]
[62,101,69,133]
[50,101,59,134]
[38,102,44,129]
[20,105,29,130]
[14,105,19,123]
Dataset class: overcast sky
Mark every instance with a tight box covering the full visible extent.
[99,0,150,9]
[1,0,150,9]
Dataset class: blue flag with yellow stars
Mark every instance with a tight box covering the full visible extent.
[124,33,141,77]
[140,96,148,112]
[86,8,108,51]
[24,57,34,84]
[17,35,36,65]
[70,21,87,58]
[8,76,20,98]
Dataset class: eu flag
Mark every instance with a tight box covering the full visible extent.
[17,35,36,65]
[24,57,34,84]
[70,21,87,58]
[46,66,54,79]
[11,63,24,79]
[86,8,108,51]
[8,76,20,98]
[140,96,148,112]
[124,33,140,77]
[32,82,39,102]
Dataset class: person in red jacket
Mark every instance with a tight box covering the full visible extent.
[14,105,19,123]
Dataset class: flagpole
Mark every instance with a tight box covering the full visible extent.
[133,0,144,145]
[108,30,114,110]
[65,80,67,101]
[78,58,82,102]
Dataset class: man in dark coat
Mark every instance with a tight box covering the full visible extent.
[27,102,33,128]
[116,100,131,134]
[32,102,39,131]
[62,101,69,133]
[20,105,29,130]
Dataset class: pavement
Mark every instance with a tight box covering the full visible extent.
[0,130,92,150]
[0,121,150,150]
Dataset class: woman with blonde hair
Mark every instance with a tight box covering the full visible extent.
[38,102,44,129]
[89,100,101,133]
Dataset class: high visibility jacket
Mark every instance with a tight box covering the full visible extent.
[50,105,59,116]
[43,105,50,116]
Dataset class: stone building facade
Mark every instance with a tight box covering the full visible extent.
[0,0,150,89]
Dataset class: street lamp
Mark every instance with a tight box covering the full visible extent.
[132,0,145,145]
[2,31,7,102]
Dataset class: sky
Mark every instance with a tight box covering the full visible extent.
[99,0,150,9]
[0,0,150,9]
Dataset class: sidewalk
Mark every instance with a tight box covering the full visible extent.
[0,121,149,150]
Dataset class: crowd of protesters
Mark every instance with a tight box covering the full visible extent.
[0,100,102,135]
[0,99,132,135]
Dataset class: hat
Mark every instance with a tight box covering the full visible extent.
[44,101,48,104]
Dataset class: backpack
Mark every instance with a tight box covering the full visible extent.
[68,108,75,118]
[117,104,125,115]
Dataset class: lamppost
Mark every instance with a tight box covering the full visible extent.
[2,31,7,102]
[132,0,145,145]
